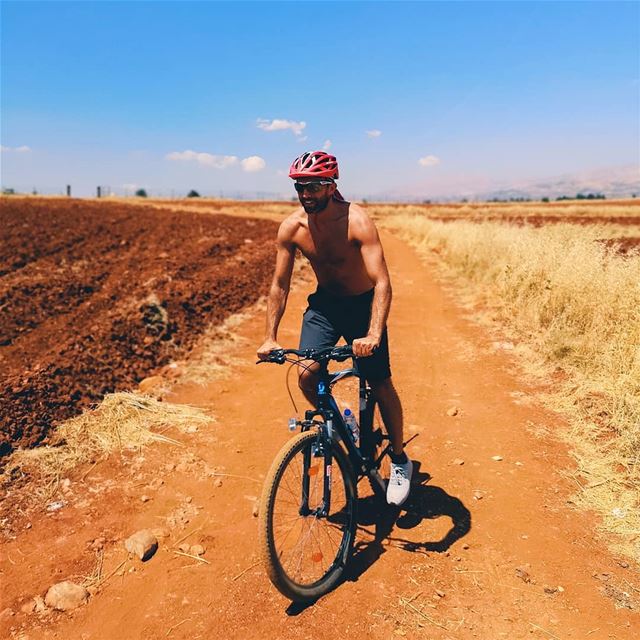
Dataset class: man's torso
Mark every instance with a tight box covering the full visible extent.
[286,202,374,296]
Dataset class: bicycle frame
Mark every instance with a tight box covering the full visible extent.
[298,359,390,516]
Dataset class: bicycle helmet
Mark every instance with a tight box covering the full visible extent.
[289,151,339,180]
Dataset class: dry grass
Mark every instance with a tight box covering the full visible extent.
[2,392,212,498]
[369,199,640,221]
[384,212,640,562]
[177,311,251,386]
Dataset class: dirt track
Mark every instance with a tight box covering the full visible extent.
[1,229,638,639]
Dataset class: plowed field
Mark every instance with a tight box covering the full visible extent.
[0,198,277,455]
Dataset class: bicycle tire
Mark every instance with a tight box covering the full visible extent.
[259,430,357,602]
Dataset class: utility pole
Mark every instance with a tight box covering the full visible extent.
[66,185,71,197]
[97,186,101,198]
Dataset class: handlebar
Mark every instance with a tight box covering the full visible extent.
[257,345,354,365]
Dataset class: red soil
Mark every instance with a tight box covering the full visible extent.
[0,198,277,455]
[597,237,640,256]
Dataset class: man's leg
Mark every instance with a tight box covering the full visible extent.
[370,377,404,455]
[298,363,322,406]
[374,378,412,506]
[298,300,340,406]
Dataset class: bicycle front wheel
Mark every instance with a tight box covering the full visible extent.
[259,430,357,602]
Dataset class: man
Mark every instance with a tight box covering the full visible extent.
[257,150,412,506]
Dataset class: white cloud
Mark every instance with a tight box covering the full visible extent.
[166,150,239,169]
[366,130,382,138]
[418,155,441,167]
[241,156,266,172]
[322,139,332,150]
[257,118,306,137]
[297,135,308,143]
[1,145,31,152]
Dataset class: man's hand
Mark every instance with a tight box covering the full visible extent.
[352,334,380,358]
[257,339,282,360]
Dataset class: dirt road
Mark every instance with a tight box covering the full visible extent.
[2,231,637,639]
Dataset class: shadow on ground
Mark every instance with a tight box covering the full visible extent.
[286,462,471,615]
[345,461,471,584]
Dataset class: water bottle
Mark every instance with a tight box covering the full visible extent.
[343,408,360,446]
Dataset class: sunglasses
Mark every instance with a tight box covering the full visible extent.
[294,181,333,194]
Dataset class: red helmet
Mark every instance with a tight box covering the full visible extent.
[289,151,339,180]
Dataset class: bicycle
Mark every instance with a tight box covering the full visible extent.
[257,345,394,602]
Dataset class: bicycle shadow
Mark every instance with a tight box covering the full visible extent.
[285,461,471,616]
[344,460,472,583]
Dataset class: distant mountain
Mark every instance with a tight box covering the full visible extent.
[373,165,640,202]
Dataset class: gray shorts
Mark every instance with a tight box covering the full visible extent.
[299,287,392,382]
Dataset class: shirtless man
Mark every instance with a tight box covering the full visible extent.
[257,150,413,505]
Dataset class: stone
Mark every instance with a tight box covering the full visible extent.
[434,589,446,598]
[190,544,205,556]
[446,407,459,417]
[124,530,158,561]
[473,491,484,500]
[138,375,164,394]
[178,543,190,553]
[252,502,259,518]
[44,582,89,611]
[21,600,35,614]
[140,495,151,503]
[90,537,106,551]
[161,363,184,379]
[214,478,223,488]
[491,455,503,462]
[452,458,465,466]
[515,567,531,583]
[33,596,46,613]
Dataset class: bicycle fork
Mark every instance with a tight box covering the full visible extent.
[300,424,333,518]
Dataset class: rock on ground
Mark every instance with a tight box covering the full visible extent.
[124,529,158,561]
[44,582,89,611]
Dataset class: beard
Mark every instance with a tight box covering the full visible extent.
[300,194,332,214]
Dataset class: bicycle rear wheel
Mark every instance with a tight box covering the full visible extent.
[259,430,357,602]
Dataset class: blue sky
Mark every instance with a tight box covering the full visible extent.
[1,0,638,198]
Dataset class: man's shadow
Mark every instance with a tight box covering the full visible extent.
[344,461,471,583]
[286,461,471,615]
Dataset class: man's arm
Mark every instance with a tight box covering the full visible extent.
[257,219,297,358]
[352,209,392,357]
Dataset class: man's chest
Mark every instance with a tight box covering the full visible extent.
[295,229,357,265]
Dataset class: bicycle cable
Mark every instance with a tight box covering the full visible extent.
[283,356,319,417]
[285,360,299,415]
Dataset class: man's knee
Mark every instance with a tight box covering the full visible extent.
[298,369,318,393]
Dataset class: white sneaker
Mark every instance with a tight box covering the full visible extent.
[386,458,413,506]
